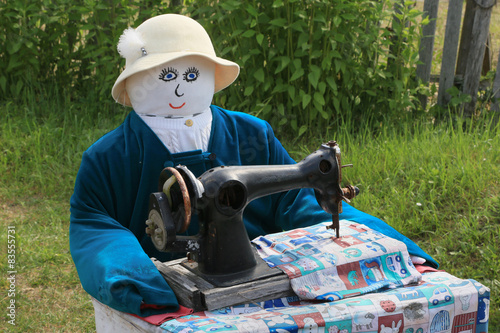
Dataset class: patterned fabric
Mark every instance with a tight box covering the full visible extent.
[252,221,422,302]
[160,271,490,332]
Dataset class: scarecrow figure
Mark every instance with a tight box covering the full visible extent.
[70,14,437,316]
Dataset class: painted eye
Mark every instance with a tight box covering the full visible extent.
[183,67,200,82]
[159,67,178,82]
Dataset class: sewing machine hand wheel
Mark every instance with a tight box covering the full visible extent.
[145,192,174,251]
[145,167,192,251]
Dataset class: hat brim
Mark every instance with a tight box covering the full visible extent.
[112,52,240,106]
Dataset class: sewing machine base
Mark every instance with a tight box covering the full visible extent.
[181,249,280,287]
[152,257,294,312]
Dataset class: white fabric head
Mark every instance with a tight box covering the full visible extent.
[126,55,215,117]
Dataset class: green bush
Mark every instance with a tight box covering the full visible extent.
[1,0,426,134]
[189,0,426,135]
[0,0,181,102]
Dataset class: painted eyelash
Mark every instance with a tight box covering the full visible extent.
[159,67,179,81]
[183,67,200,82]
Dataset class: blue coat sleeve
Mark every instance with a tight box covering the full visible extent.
[70,141,179,316]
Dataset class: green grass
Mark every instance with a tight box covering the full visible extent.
[0,88,498,331]
[0,90,125,332]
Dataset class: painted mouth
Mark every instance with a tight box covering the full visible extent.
[169,103,186,109]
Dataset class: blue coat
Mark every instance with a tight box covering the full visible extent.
[70,105,438,316]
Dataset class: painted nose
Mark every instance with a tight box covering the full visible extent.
[175,84,184,97]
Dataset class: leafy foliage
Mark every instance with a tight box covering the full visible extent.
[1,0,425,134]
[0,0,182,103]
[188,0,427,135]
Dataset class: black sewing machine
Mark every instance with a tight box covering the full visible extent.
[145,141,359,288]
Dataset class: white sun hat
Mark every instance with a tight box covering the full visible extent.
[111,14,240,106]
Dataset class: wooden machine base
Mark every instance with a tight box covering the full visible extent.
[152,258,295,312]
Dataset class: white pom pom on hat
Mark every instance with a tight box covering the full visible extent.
[112,14,240,107]
[117,27,146,61]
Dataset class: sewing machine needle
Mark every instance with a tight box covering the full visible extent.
[332,214,339,238]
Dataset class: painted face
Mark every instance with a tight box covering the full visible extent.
[126,55,215,116]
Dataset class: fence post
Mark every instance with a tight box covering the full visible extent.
[455,0,477,78]
[437,0,464,106]
[463,0,496,116]
[416,0,440,109]
[492,50,500,112]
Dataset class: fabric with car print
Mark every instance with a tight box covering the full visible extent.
[252,220,422,302]
[161,271,490,332]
